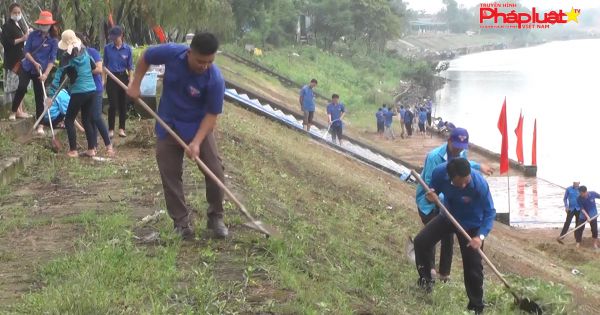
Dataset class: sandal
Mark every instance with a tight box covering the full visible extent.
[66,150,79,158]
[118,129,127,137]
[79,150,96,158]
[106,146,115,158]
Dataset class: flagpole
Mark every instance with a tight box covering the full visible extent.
[506,171,511,215]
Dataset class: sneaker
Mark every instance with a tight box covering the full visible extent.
[174,225,195,241]
[417,278,434,294]
[207,216,229,238]
[8,113,16,121]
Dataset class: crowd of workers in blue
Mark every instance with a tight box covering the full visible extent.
[3,6,135,158]
[375,98,448,140]
[7,6,600,315]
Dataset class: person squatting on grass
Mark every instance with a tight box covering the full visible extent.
[299,78,317,131]
[575,185,600,249]
[126,33,228,239]
[12,10,58,135]
[326,94,345,145]
[415,128,493,282]
[47,30,97,158]
[414,158,496,314]
[559,181,581,241]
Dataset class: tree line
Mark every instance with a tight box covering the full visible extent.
[3,0,409,53]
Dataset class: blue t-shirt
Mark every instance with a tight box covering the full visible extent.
[103,42,133,73]
[326,102,345,126]
[415,143,481,215]
[376,110,384,123]
[87,47,103,92]
[144,44,225,143]
[300,85,315,111]
[44,89,70,122]
[384,110,395,127]
[430,162,496,236]
[419,110,427,124]
[21,30,58,74]
[404,109,414,123]
[577,191,600,219]
[564,186,581,211]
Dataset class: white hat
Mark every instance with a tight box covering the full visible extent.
[58,29,82,54]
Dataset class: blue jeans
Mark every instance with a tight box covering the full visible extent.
[83,91,111,148]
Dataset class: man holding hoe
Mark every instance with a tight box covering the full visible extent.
[126,33,228,239]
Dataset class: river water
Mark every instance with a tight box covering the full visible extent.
[436,39,600,227]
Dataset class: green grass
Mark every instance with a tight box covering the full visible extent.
[2,104,573,314]
[222,44,432,131]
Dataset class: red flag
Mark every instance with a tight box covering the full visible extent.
[497,98,509,174]
[152,25,167,43]
[532,119,537,166]
[514,110,524,164]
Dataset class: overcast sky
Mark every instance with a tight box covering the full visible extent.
[406,0,600,14]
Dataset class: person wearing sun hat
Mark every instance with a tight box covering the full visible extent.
[46,29,98,158]
[104,25,133,138]
[12,10,58,135]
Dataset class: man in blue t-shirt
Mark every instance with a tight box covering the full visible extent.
[326,94,346,145]
[575,186,600,249]
[127,33,228,239]
[299,79,317,131]
[559,181,581,240]
[414,158,496,314]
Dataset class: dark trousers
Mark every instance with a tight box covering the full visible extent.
[376,121,384,133]
[427,112,432,126]
[419,209,454,276]
[575,216,598,243]
[156,133,225,228]
[560,210,580,238]
[415,215,484,312]
[65,92,95,151]
[12,70,44,116]
[330,124,343,144]
[106,72,129,130]
[83,91,111,148]
[405,122,413,136]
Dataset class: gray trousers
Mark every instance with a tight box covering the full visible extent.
[156,132,225,228]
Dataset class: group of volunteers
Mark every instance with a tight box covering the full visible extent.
[560,181,600,249]
[298,79,346,146]
[3,5,229,238]
[375,98,433,140]
[2,5,135,158]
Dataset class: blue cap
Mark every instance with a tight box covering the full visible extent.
[108,25,123,39]
[449,127,469,150]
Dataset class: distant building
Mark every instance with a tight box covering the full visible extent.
[409,17,449,34]
[297,14,313,43]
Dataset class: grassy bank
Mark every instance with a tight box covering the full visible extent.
[1,102,572,314]
[222,45,432,131]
